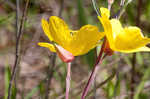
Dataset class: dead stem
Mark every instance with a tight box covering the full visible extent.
[81,38,106,99]
[131,53,136,99]
[45,53,56,99]
[87,70,116,97]
[57,55,122,99]
[7,0,30,99]
[45,0,64,98]
[130,0,142,99]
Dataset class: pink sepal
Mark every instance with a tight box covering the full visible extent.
[55,44,74,63]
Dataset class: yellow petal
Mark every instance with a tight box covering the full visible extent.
[38,42,56,52]
[98,16,114,48]
[49,16,71,47]
[114,26,150,52]
[110,19,124,39]
[114,46,150,53]
[98,7,150,53]
[66,25,105,56]
[100,7,110,19]
[41,19,53,41]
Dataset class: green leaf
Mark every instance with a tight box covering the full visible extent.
[134,66,150,99]
[4,65,17,99]
[4,65,11,99]
[136,53,143,65]
[105,81,115,99]
[77,0,87,26]
[25,85,40,99]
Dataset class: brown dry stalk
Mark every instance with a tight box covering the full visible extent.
[7,0,30,99]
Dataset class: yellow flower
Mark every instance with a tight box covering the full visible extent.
[38,16,104,56]
[98,7,150,53]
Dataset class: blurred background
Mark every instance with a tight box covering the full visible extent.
[0,0,150,99]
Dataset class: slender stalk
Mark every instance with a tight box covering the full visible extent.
[16,0,19,38]
[59,0,64,18]
[57,55,123,99]
[45,53,56,99]
[66,62,71,99]
[14,0,20,90]
[93,42,98,99]
[81,38,106,99]
[45,0,64,98]
[87,70,116,97]
[113,0,133,19]
[7,0,29,99]
[93,78,97,99]
[108,0,114,11]
[92,0,100,16]
[130,53,136,99]
[130,0,142,99]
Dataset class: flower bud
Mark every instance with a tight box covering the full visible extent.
[103,40,114,56]
[108,0,114,4]
[55,44,74,63]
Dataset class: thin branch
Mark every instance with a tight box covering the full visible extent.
[113,0,133,19]
[57,55,123,99]
[45,0,64,98]
[72,70,116,98]
[14,0,20,90]
[16,0,20,38]
[81,38,106,99]
[92,0,100,16]
[45,53,56,99]
[87,70,116,97]
[7,0,30,99]
[130,0,142,99]
[59,0,64,18]
[130,53,136,99]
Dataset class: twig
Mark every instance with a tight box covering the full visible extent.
[88,0,100,97]
[7,0,30,99]
[57,55,123,99]
[81,38,106,99]
[130,53,136,99]
[45,53,56,99]
[16,0,20,38]
[92,0,100,16]
[71,70,116,98]
[0,0,16,10]
[14,0,20,91]
[59,0,64,18]
[93,77,97,99]
[87,70,116,96]
[130,0,142,99]
[44,0,64,98]
[113,0,133,19]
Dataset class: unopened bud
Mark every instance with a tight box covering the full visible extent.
[108,0,114,4]
[103,40,114,56]
[55,44,74,63]
[108,0,114,10]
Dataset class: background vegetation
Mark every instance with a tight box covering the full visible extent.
[0,0,150,99]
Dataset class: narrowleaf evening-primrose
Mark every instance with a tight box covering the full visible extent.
[98,7,150,53]
[38,16,104,56]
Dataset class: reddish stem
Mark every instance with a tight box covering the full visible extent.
[81,38,106,99]
[66,62,71,99]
